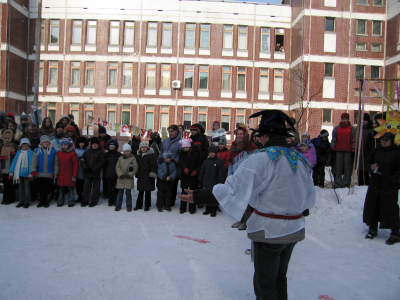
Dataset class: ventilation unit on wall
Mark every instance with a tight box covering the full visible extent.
[172,80,181,89]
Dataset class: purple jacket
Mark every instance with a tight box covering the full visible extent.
[300,147,317,167]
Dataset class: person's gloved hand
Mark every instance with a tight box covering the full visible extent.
[191,171,198,177]
[28,174,34,181]
[149,172,157,179]
[8,173,13,180]
[86,167,93,174]
[32,171,37,177]
[302,209,310,217]
[72,177,77,182]
[184,168,189,174]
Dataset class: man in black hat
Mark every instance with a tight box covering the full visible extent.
[179,110,315,300]
[310,129,331,188]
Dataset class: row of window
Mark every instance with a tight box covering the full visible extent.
[41,19,284,53]
[323,63,380,79]
[325,18,383,36]
[356,0,383,5]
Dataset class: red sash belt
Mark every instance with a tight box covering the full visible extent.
[254,209,303,220]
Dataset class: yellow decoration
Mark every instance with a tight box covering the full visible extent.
[374,113,400,144]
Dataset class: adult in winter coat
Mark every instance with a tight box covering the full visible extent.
[310,129,331,188]
[104,139,122,206]
[129,133,141,158]
[363,132,400,245]
[39,117,55,137]
[0,119,23,143]
[189,123,209,164]
[66,125,78,145]
[0,129,19,204]
[331,112,356,188]
[75,136,88,203]
[67,114,81,138]
[98,125,111,151]
[207,121,225,146]
[23,123,41,151]
[149,132,162,158]
[286,132,298,151]
[358,113,374,186]
[80,137,105,207]
[50,123,68,152]
[58,115,71,131]
[17,113,30,133]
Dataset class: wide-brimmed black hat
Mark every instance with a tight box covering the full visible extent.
[249,110,296,136]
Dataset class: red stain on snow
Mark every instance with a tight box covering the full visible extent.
[174,235,210,243]
[318,295,335,300]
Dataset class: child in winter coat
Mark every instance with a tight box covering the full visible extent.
[134,141,158,211]
[0,129,20,205]
[179,138,201,214]
[8,138,34,208]
[299,140,317,167]
[75,137,88,203]
[104,139,122,206]
[115,144,138,212]
[56,138,79,207]
[198,146,225,217]
[66,125,78,145]
[157,151,177,212]
[31,135,59,207]
[216,136,229,176]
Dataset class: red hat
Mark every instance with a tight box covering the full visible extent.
[212,121,220,125]
[190,125,199,131]
[341,113,350,120]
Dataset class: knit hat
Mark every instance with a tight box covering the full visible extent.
[212,121,220,126]
[191,123,205,134]
[56,122,64,129]
[341,112,350,120]
[208,145,218,154]
[90,137,100,145]
[249,110,295,137]
[122,143,132,152]
[163,151,172,159]
[139,141,149,149]
[380,132,395,142]
[300,140,311,150]
[218,136,227,146]
[190,125,199,131]
[108,139,118,149]
[301,132,310,139]
[20,113,28,121]
[60,138,70,146]
[19,138,30,146]
[181,138,192,148]
[40,135,50,144]
[6,112,15,120]
[99,125,106,134]
[320,129,329,137]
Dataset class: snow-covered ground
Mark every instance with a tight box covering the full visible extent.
[0,185,399,300]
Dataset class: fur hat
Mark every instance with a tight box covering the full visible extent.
[300,140,311,150]
[40,135,50,144]
[191,123,205,134]
[20,113,28,121]
[90,137,100,145]
[320,129,329,137]
[76,136,88,149]
[208,145,218,154]
[55,122,64,129]
[163,151,172,159]
[108,139,118,149]
[19,138,30,146]
[341,113,350,120]
[181,138,192,148]
[122,143,132,152]
[60,138,70,146]
[98,125,106,134]
[139,141,149,149]
[249,110,295,137]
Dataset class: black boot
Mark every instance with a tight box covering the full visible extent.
[16,203,24,208]
[81,202,88,207]
[23,203,30,208]
[37,202,44,208]
[385,233,400,245]
[365,229,378,240]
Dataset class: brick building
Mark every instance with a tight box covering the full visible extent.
[0,0,398,140]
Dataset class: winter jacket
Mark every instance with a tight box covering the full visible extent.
[310,136,331,166]
[360,122,374,171]
[363,144,400,229]
[129,137,141,158]
[227,144,258,176]
[75,147,87,179]
[80,145,105,179]
[149,138,162,158]
[157,160,177,189]
[115,154,138,190]
[331,122,356,152]
[300,148,316,167]
[9,149,34,177]
[99,134,111,151]
[17,123,29,134]
[0,141,19,174]
[31,147,59,178]
[104,149,122,179]
[70,121,81,138]
[66,125,78,145]
[57,144,79,187]
[190,132,209,164]
[179,149,201,189]
[50,132,68,152]
[23,132,41,151]
[159,133,182,164]
[217,148,229,169]
[198,156,225,188]
[136,148,158,191]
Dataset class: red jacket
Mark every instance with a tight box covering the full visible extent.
[217,149,229,169]
[57,145,79,186]
[331,122,356,152]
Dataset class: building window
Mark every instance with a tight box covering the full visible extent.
[357,0,367,4]
[371,66,380,79]
[221,108,230,131]
[161,64,171,88]
[148,22,157,46]
[274,69,283,93]
[162,22,172,47]
[275,28,284,51]
[370,90,380,97]
[50,20,59,44]
[160,106,169,131]
[71,103,79,126]
[357,20,366,35]
[236,109,245,128]
[200,24,210,48]
[184,65,194,89]
[261,28,270,52]
[87,20,97,45]
[85,104,93,127]
[237,67,246,91]
[373,0,383,5]
[323,109,332,123]
[356,65,365,79]
[71,62,80,86]
[40,20,45,44]
[107,104,116,124]
[324,63,334,77]
[371,43,382,51]
[185,23,195,48]
[146,63,156,88]
[372,21,382,36]
[199,107,207,129]
[124,21,134,46]
[39,61,44,85]
[145,105,154,129]
[123,63,133,87]
[223,25,233,49]
[48,103,56,121]
[199,65,208,89]
[49,61,58,85]
[259,68,269,92]
[356,43,367,50]
[108,62,118,86]
[85,62,95,86]
[110,21,120,45]
[354,111,359,125]
[122,104,131,125]
[325,18,335,32]
[222,66,232,90]
[355,88,361,95]
[238,26,247,50]
[183,107,192,129]
[72,20,82,44]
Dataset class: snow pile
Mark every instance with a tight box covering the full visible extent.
[0,186,399,300]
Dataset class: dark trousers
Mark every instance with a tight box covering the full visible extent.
[75,178,84,200]
[253,242,297,300]
[36,177,53,205]
[313,163,325,187]
[102,178,108,196]
[2,174,15,204]
[369,193,399,234]
[30,178,37,202]
[358,169,370,186]
[170,177,179,206]
[136,191,151,209]
[83,177,101,205]
[106,178,118,205]
[180,188,196,213]
[205,205,217,214]
[335,151,351,188]
[157,186,172,209]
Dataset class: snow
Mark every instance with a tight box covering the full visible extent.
[0,185,399,300]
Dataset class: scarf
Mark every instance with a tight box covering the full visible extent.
[228,132,253,163]
[13,150,29,184]
[0,143,16,159]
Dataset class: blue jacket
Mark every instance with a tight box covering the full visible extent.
[159,133,182,164]
[157,160,177,189]
[198,156,225,188]
[31,147,59,178]
[75,147,87,179]
[9,149,34,177]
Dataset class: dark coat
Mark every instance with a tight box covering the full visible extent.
[149,139,162,158]
[130,137,141,158]
[104,149,122,179]
[70,121,81,138]
[157,161,177,189]
[189,132,209,164]
[198,156,225,188]
[360,122,374,171]
[80,145,105,178]
[179,149,201,189]
[98,134,112,151]
[310,136,331,166]
[363,144,400,230]
[136,148,158,191]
